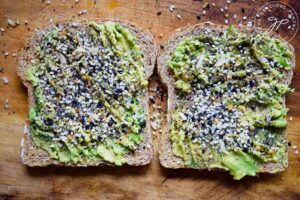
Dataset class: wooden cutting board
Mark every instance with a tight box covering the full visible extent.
[0,0,299,199]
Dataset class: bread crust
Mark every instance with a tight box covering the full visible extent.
[18,19,157,167]
[157,22,295,174]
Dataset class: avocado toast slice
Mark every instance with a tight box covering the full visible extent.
[18,19,157,166]
[158,22,295,179]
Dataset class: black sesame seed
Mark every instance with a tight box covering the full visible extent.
[196,15,201,20]
[71,99,79,107]
[108,121,113,127]
[139,120,146,128]
[96,102,103,108]
[156,11,162,16]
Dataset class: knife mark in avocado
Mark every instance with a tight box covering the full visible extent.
[26,22,147,165]
[168,25,292,179]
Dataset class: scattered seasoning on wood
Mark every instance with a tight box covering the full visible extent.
[196,15,201,20]
[156,11,162,16]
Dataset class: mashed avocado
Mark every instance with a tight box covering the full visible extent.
[26,22,147,165]
[168,25,292,179]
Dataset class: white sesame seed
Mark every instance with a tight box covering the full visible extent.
[46,0,51,5]
[247,21,253,27]
[4,52,9,56]
[233,14,237,19]
[227,0,231,3]
[224,6,228,11]
[202,10,206,15]
[220,8,224,13]
[12,53,17,57]
[295,150,299,155]
[289,116,293,121]
[225,19,229,24]
[75,0,79,3]
[212,3,215,7]
[177,14,182,19]
[169,5,175,12]
[292,145,297,149]
[0,28,4,32]
[2,76,9,85]
[72,22,79,27]
[7,18,16,27]
[242,16,247,20]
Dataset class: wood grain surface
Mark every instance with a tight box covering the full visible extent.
[0,0,300,199]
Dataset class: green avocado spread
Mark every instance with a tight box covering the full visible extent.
[26,22,147,165]
[168,25,293,179]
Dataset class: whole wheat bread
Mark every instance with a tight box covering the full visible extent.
[18,19,157,167]
[158,22,295,174]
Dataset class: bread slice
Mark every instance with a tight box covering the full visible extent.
[158,22,295,176]
[18,19,157,167]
